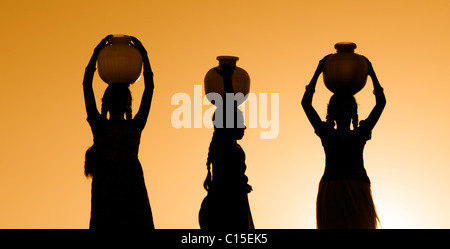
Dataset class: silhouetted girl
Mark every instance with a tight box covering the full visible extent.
[199,107,254,229]
[83,35,155,229]
[302,55,386,229]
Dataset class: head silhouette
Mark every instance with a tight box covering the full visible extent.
[101,84,132,120]
[212,107,246,140]
[326,93,359,130]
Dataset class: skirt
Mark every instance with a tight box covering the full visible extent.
[89,159,154,229]
[316,178,379,229]
[199,192,254,230]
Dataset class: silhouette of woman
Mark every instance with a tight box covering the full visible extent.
[301,55,386,229]
[83,35,155,229]
[199,64,254,230]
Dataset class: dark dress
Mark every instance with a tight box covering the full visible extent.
[86,114,154,229]
[315,120,378,229]
[199,140,254,230]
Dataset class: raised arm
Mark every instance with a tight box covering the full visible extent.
[131,36,154,129]
[301,55,330,128]
[83,35,112,119]
[362,57,386,131]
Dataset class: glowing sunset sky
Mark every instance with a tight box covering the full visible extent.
[0,0,449,228]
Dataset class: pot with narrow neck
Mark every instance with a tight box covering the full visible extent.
[97,34,143,84]
[204,56,250,106]
[322,42,368,95]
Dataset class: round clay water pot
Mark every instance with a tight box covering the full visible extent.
[97,34,143,84]
[323,42,368,95]
[204,56,250,106]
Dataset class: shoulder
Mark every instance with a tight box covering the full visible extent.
[128,118,146,132]
[355,120,372,141]
[314,121,332,138]
[87,113,103,127]
[130,115,148,131]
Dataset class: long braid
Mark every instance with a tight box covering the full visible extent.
[204,130,217,191]
[126,106,133,120]
[325,107,335,128]
[100,101,108,119]
[204,111,223,192]
[351,95,359,129]
[101,85,112,119]
[352,112,359,129]
[126,88,133,120]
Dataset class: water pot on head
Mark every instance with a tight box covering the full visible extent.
[97,34,143,84]
[322,42,368,95]
[204,56,250,106]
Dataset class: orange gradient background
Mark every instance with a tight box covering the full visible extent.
[1,0,449,228]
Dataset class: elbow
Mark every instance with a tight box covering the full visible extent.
[301,88,314,108]
[376,97,386,111]
[301,94,312,108]
[301,98,308,109]
[375,90,386,108]
[379,94,387,107]
[301,100,312,112]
